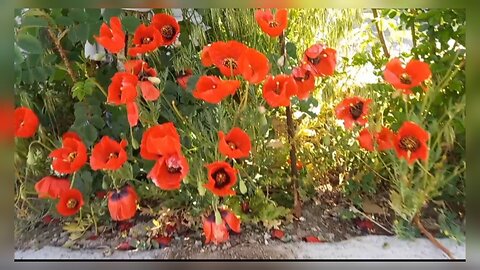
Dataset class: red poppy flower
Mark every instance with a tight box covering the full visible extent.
[176,69,193,89]
[255,9,288,37]
[14,107,39,138]
[238,48,270,84]
[383,58,432,95]
[107,185,138,221]
[193,76,240,104]
[218,127,251,159]
[376,127,395,151]
[56,188,84,217]
[292,64,316,100]
[357,128,374,152]
[204,161,238,197]
[107,72,138,105]
[200,45,213,67]
[128,24,161,56]
[287,158,304,170]
[90,136,128,171]
[262,74,298,107]
[303,44,337,77]
[35,176,71,199]
[203,209,241,244]
[124,60,160,101]
[49,132,88,174]
[140,122,181,160]
[208,41,248,77]
[335,96,372,129]
[394,121,429,165]
[152,13,181,46]
[147,147,190,190]
[94,16,125,54]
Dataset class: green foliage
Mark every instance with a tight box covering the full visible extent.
[13,8,464,244]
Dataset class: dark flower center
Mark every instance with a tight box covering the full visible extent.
[399,136,420,152]
[142,37,153,45]
[399,73,412,84]
[66,199,77,209]
[138,70,150,81]
[166,156,182,174]
[227,141,237,150]
[108,152,119,160]
[274,81,282,95]
[349,101,364,120]
[269,21,279,27]
[294,71,311,82]
[213,169,230,189]
[307,52,328,66]
[110,187,129,201]
[223,58,238,70]
[161,25,175,40]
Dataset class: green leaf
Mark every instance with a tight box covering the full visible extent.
[286,42,297,59]
[16,33,43,54]
[21,16,49,27]
[69,9,88,22]
[239,179,247,194]
[197,180,206,196]
[55,16,74,27]
[73,124,98,147]
[102,9,123,21]
[215,210,222,225]
[186,75,201,92]
[122,16,141,33]
[14,44,24,67]
[69,23,89,43]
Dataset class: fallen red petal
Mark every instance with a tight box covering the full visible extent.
[154,236,172,247]
[356,218,375,231]
[42,215,53,224]
[118,221,134,232]
[87,235,99,241]
[271,229,285,240]
[304,236,323,243]
[116,242,135,250]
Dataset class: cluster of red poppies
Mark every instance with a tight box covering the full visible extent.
[335,58,432,165]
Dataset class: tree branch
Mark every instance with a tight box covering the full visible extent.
[47,27,77,83]
[372,8,390,59]
[413,214,455,259]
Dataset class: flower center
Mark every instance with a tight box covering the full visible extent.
[349,101,364,120]
[161,25,175,40]
[166,156,182,174]
[399,73,412,84]
[142,37,153,44]
[274,81,282,95]
[222,58,238,70]
[227,141,237,150]
[213,169,230,189]
[269,21,279,27]
[108,152,118,160]
[67,152,77,162]
[66,199,77,209]
[399,136,420,152]
[294,71,310,82]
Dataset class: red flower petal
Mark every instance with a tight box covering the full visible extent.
[56,188,84,217]
[304,236,322,243]
[126,102,139,127]
[255,9,288,37]
[271,229,285,240]
[238,48,270,84]
[154,236,172,247]
[14,107,39,138]
[357,128,374,152]
[116,242,135,251]
[262,74,298,107]
[222,210,241,233]
[218,127,252,159]
[193,76,240,104]
[204,161,238,197]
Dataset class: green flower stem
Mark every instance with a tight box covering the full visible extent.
[70,172,76,189]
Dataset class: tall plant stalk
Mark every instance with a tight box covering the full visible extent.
[279,32,302,218]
